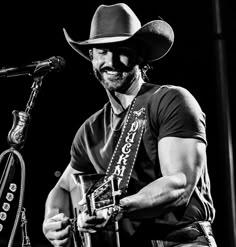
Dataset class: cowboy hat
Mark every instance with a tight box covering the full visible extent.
[63,3,174,62]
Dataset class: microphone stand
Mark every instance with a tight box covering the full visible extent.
[0,72,48,247]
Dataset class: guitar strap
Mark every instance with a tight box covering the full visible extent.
[105,94,147,191]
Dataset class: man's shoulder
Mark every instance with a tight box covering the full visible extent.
[142,83,190,98]
[140,83,200,112]
[149,84,194,100]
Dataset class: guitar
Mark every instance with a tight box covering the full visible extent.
[70,173,124,247]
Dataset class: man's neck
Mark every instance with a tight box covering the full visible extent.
[107,75,145,115]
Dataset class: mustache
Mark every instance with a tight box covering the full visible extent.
[100,65,131,73]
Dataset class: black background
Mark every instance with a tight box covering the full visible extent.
[0,1,235,246]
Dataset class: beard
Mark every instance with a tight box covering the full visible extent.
[93,66,139,93]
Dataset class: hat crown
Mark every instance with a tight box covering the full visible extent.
[90,3,141,39]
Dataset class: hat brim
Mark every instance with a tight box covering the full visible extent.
[63,20,174,62]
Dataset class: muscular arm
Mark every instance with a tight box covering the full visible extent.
[120,137,206,219]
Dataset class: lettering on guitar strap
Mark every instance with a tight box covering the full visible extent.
[106,105,146,190]
[112,107,146,187]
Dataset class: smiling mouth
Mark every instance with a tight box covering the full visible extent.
[105,70,120,75]
[103,70,123,79]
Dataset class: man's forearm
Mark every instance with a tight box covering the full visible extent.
[120,173,189,219]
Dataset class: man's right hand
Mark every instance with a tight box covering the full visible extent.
[42,212,72,247]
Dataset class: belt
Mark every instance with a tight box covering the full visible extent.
[164,221,214,242]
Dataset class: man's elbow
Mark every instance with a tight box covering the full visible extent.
[172,182,196,208]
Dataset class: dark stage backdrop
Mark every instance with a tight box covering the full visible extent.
[0,1,235,247]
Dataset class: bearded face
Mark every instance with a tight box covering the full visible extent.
[90,46,142,93]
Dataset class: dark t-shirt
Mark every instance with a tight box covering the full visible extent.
[70,83,215,242]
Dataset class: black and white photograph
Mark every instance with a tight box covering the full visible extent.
[0,1,235,247]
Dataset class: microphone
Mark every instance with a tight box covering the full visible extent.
[0,56,66,77]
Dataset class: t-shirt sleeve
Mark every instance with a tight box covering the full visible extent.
[148,85,207,144]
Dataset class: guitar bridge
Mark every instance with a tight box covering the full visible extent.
[85,175,121,216]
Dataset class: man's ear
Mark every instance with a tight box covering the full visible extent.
[89,49,93,60]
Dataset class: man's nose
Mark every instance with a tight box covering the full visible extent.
[104,51,119,67]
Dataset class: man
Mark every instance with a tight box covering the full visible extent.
[42,3,217,247]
